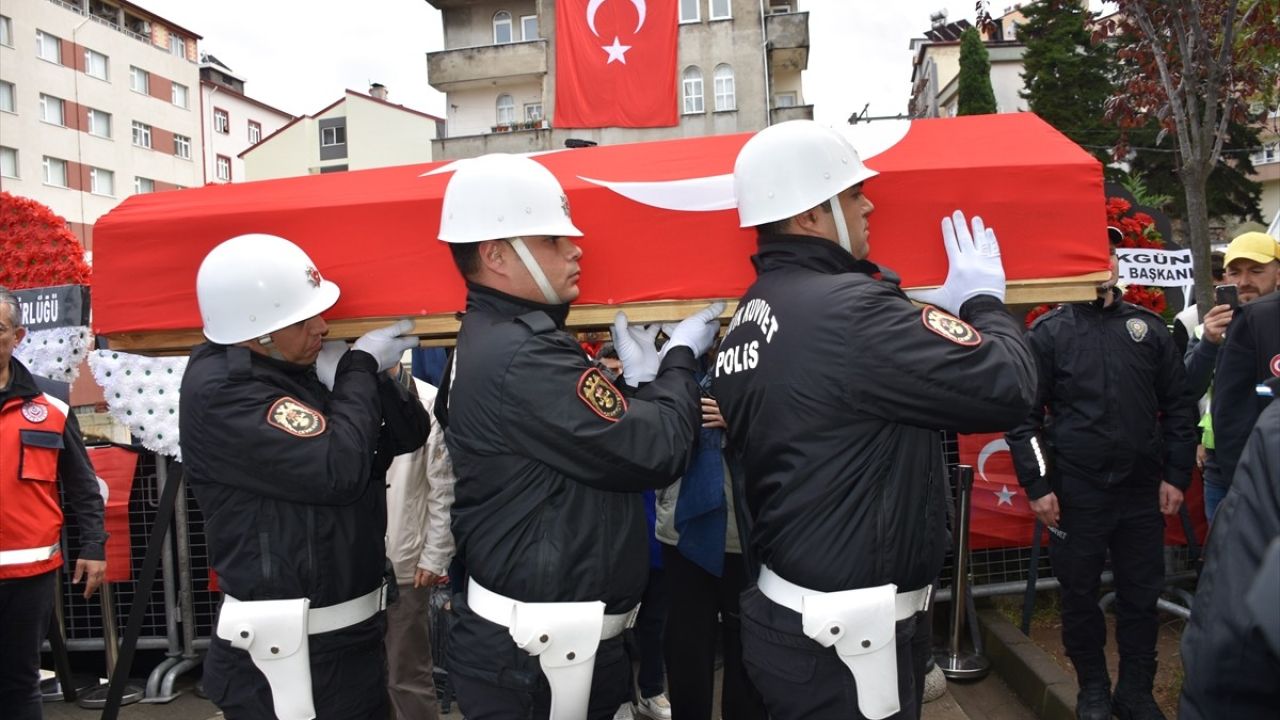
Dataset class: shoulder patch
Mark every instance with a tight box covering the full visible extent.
[576,367,628,422]
[266,396,327,438]
[1125,317,1149,342]
[1270,353,1280,378]
[922,306,982,346]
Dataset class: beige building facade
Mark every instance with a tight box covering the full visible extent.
[198,55,294,184]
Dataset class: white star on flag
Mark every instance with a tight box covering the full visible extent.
[994,485,1017,507]
[602,36,632,64]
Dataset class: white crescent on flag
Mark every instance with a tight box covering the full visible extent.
[587,0,647,37]
[977,437,1010,484]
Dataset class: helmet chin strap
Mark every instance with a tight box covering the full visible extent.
[255,333,287,361]
[828,196,853,255]
[509,237,563,305]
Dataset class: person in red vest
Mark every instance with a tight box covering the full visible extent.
[0,285,107,720]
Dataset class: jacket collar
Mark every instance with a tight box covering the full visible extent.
[752,233,900,285]
[0,357,41,405]
[464,281,571,329]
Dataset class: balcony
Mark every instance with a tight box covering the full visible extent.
[427,40,548,92]
[766,11,809,73]
[432,127,555,160]
[771,105,814,124]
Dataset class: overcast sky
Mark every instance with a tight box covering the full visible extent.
[137,0,1115,125]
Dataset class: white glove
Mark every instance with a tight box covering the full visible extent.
[314,340,349,390]
[611,313,661,387]
[353,319,419,372]
[660,301,726,360]
[906,210,1006,314]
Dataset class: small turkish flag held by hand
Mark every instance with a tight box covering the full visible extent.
[555,0,678,128]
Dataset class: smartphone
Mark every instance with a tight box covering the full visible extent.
[1215,284,1239,309]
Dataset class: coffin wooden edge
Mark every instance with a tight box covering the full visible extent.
[99,271,1110,355]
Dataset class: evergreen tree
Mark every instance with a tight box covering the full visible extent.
[1017,0,1116,164]
[958,27,997,115]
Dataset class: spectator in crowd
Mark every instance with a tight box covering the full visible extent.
[1007,237,1198,720]
[182,235,426,720]
[384,368,456,720]
[434,153,721,720]
[0,286,107,720]
[1172,251,1223,357]
[714,120,1036,720]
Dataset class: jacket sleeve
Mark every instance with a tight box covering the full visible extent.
[377,367,430,457]
[501,333,701,492]
[1155,325,1199,490]
[848,288,1037,433]
[1211,306,1261,486]
[417,384,455,576]
[1005,320,1057,500]
[58,413,108,561]
[1183,334,1219,401]
[189,350,385,505]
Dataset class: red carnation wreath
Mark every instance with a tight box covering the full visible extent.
[0,191,92,289]
[1106,197,1167,315]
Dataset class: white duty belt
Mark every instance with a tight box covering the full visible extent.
[0,542,61,566]
[757,566,932,720]
[467,577,639,720]
[215,582,388,720]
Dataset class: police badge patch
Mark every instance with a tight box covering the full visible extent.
[266,397,327,437]
[1126,318,1148,342]
[577,368,627,422]
[21,402,48,423]
[921,307,981,347]
[1270,354,1280,377]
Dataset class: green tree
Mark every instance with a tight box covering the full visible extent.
[1017,0,1116,164]
[958,27,997,115]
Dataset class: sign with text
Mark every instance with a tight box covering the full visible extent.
[1116,248,1194,287]
[12,285,91,331]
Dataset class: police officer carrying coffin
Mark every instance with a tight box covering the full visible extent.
[1006,237,1197,720]
[712,120,1037,720]
[434,153,723,720]
[181,234,428,720]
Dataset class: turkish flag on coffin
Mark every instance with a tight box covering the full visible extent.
[555,0,678,128]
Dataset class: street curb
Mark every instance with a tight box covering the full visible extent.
[978,608,1077,720]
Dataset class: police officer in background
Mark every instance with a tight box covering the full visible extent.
[1007,237,1197,720]
[713,120,1037,720]
[434,154,722,720]
[181,235,427,720]
[1,286,107,720]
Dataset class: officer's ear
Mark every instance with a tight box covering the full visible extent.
[477,240,508,274]
[790,202,831,239]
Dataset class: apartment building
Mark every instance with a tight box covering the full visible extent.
[0,0,203,249]
[424,0,811,160]
[907,8,1032,119]
[241,87,443,181]
[199,54,294,184]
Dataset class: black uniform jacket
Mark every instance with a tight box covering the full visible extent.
[181,343,429,651]
[1212,290,1280,487]
[443,284,700,677]
[712,235,1037,594]
[1180,388,1280,720]
[1007,292,1198,501]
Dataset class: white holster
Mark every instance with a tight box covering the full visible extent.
[468,578,637,720]
[758,567,931,720]
[215,597,315,720]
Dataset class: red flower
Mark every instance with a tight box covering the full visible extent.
[1024,304,1056,328]
[0,191,91,289]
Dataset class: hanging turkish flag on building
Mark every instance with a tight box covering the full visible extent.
[555,0,678,128]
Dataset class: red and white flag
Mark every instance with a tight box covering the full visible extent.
[555,0,678,128]
[86,446,138,583]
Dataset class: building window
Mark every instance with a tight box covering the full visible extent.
[524,103,543,123]
[42,156,68,187]
[36,30,61,63]
[85,49,109,80]
[171,82,188,108]
[521,14,538,40]
[215,155,231,182]
[1254,141,1278,165]
[90,167,114,196]
[132,121,152,148]
[320,125,346,147]
[134,176,155,194]
[0,146,17,178]
[494,11,513,44]
[169,34,185,58]
[248,121,262,144]
[713,64,736,111]
[679,0,699,23]
[682,66,704,114]
[496,94,515,126]
[130,66,150,94]
[87,108,111,137]
[774,92,797,108]
[768,3,792,14]
[710,0,732,20]
[39,94,65,126]
[0,81,13,113]
[0,15,12,47]
[213,107,229,134]
[174,134,191,159]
